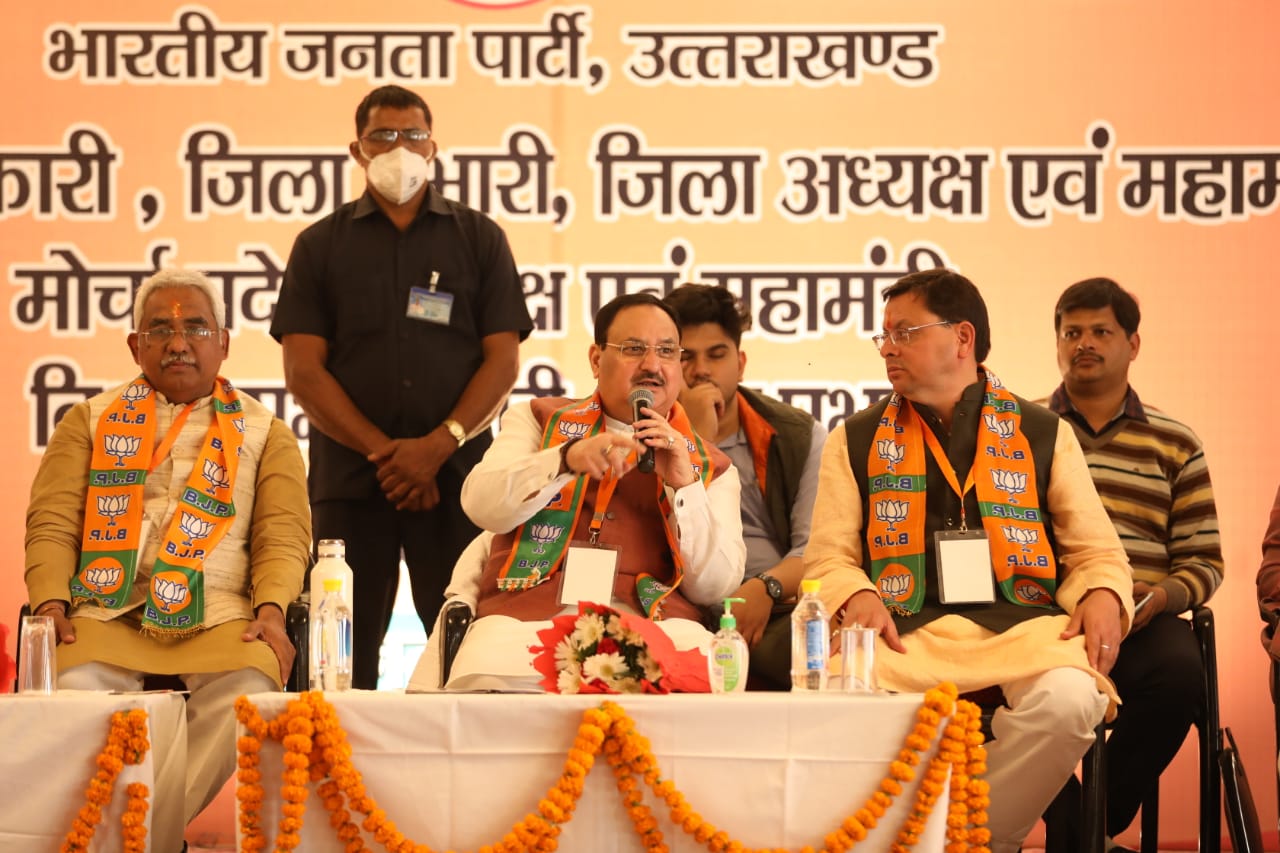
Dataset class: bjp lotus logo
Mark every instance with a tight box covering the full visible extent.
[178,512,215,546]
[96,494,130,526]
[82,557,125,594]
[529,522,564,554]
[559,421,590,441]
[983,414,1014,441]
[104,434,142,467]
[875,438,905,471]
[201,459,230,494]
[1001,525,1039,552]
[152,571,191,613]
[878,563,914,603]
[874,499,908,532]
[1014,579,1051,605]
[121,383,151,411]
[991,469,1027,500]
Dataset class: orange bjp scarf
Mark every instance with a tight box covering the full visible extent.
[73,375,245,636]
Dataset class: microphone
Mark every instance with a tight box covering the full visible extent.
[628,388,656,473]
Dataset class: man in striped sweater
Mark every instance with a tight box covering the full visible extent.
[1045,277,1223,851]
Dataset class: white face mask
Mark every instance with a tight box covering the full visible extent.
[365,146,430,205]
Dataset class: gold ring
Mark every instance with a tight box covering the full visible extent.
[666,436,675,449]
[1099,643,1112,650]
[601,445,612,458]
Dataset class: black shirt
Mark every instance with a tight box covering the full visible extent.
[272,188,533,501]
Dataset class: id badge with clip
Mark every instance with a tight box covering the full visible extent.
[559,543,620,607]
[934,529,995,604]
[407,286,453,325]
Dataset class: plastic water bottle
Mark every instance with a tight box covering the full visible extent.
[311,577,352,691]
[309,538,354,640]
[790,578,830,691]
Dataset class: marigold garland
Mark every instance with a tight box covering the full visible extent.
[61,708,152,853]
[235,685,989,853]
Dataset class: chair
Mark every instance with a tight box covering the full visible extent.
[970,687,1107,853]
[413,531,487,690]
[1045,606,1222,853]
[1219,726,1263,853]
[15,599,310,692]
[1135,606,1221,853]
[1038,724,1108,853]
[439,599,475,686]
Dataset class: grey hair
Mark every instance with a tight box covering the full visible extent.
[132,269,226,330]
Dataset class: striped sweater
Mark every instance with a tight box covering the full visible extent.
[1046,384,1223,612]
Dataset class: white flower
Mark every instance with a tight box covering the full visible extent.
[611,677,641,693]
[582,652,628,684]
[554,636,580,670]
[638,652,663,684]
[557,669,582,694]
[572,613,605,648]
[606,614,647,648]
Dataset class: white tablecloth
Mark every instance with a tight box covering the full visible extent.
[0,690,187,852]
[238,691,952,852]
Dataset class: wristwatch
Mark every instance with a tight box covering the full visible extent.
[756,573,784,603]
[441,418,467,448]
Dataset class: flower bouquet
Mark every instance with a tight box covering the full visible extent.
[530,601,710,694]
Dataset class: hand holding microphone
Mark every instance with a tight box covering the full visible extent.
[628,388,656,473]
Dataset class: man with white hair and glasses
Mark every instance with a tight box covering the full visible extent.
[25,268,311,850]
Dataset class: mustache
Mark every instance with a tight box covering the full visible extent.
[161,353,197,367]
[633,371,665,384]
[1071,352,1102,365]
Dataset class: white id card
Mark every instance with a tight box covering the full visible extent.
[559,543,620,606]
[407,286,453,325]
[935,529,996,604]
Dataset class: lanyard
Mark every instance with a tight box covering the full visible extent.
[918,411,975,531]
[147,402,197,475]
[587,449,637,544]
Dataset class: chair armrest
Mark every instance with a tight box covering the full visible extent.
[440,600,475,687]
[285,597,310,692]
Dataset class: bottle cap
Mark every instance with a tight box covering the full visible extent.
[323,578,343,593]
[800,578,820,595]
[318,538,346,558]
[720,597,746,630]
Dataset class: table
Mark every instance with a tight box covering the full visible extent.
[238,691,952,852]
[0,690,187,852]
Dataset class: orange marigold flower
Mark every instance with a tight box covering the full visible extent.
[904,733,932,752]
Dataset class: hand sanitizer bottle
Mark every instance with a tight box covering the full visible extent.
[708,597,749,693]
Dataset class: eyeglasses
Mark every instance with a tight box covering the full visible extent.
[603,341,684,362]
[139,327,219,346]
[872,320,952,351]
[359,128,432,152]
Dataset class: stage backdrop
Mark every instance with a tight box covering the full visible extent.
[3,2,1278,846]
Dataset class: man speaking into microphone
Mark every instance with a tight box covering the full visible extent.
[459,292,746,625]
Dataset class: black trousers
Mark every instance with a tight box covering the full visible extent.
[1050,611,1202,843]
[311,473,479,690]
